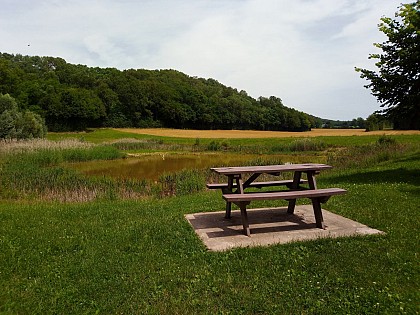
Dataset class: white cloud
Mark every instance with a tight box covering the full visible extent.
[0,0,403,120]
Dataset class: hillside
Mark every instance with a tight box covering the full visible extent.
[0,53,318,132]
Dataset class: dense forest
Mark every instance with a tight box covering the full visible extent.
[0,53,324,132]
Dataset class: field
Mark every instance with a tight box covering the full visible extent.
[0,129,419,314]
[116,127,420,138]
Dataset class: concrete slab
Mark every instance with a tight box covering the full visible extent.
[185,205,384,251]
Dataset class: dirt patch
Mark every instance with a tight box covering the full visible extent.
[116,128,420,139]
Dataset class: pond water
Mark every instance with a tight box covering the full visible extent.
[67,153,323,181]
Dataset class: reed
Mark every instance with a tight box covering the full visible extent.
[0,138,95,154]
[1,134,418,203]
[327,136,414,169]
[158,169,208,197]
[109,138,186,152]
[0,144,131,202]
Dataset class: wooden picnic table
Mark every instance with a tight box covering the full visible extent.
[208,163,346,236]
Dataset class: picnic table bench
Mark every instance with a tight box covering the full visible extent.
[209,164,347,236]
[206,179,308,190]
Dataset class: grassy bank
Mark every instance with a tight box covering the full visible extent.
[0,132,419,314]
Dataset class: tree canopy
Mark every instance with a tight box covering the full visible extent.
[0,53,315,132]
[356,1,420,130]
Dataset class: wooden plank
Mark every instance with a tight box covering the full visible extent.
[211,163,332,175]
[223,188,347,203]
[206,179,308,190]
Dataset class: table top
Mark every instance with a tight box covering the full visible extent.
[211,163,332,175]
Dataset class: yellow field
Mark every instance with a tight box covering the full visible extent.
[115,128,420,139]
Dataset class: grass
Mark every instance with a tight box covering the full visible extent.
[115,127,420,138]
[0,131,419,314]
[46,128,420,159]
[0,143,147,202]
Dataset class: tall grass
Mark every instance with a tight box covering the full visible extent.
[0,138,95,154]
[2,136,418,203]
[159,169,207,197]
[327,136,414,169]
[0,143,145,202]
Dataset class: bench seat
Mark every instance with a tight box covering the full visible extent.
[223,188,346,203]
[206,179,308,190]
[222,188,347,236]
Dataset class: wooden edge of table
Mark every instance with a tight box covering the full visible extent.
[210,164,333,175]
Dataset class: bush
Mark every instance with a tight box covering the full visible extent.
[377,135,396,146]
[0,94,47,140]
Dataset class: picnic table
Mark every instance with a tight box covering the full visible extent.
[208,163,346,236]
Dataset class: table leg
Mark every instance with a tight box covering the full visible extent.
[236,176,244,194]
[311,198,325,229]
[239,202,251,237]
[287,171,302,214]
[225,202,232,219]
[307,171,318,189]
[225,176,234,219]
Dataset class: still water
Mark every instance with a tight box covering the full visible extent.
[68,153,323,181]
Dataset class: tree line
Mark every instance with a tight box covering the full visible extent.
[0,53,316,132]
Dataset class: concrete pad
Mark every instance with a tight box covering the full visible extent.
[185,205,384,251]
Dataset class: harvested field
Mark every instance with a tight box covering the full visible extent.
[116,128,420,139]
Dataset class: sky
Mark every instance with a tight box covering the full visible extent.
[0,0,404,120]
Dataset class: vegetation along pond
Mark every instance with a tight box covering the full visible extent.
[67,153,323,181]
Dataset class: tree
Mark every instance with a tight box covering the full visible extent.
[356,2,420,130]
[0,93,18,113]
[16,110,47,139]
[0,93,47,140]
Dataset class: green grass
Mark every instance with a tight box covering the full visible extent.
[47,128,420,154]
[0,133,419,314]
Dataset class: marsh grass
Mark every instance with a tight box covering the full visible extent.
[109,138,187,152]
[2,137,417,203]
[0,141,303,203]
[0,143,149,202]
[159,169,207,197]
[327,136,414,169]
[0,138,95,154]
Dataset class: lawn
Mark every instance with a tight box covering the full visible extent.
[0,130,419,314]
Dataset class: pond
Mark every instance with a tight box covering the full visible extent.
[67,153,324,181]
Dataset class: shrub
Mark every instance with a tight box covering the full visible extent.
[0,94,47,140]
[377,135,396,146]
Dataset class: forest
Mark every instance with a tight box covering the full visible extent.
[0,53,321,132]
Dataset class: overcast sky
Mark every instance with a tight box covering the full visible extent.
[1,0,403,120]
